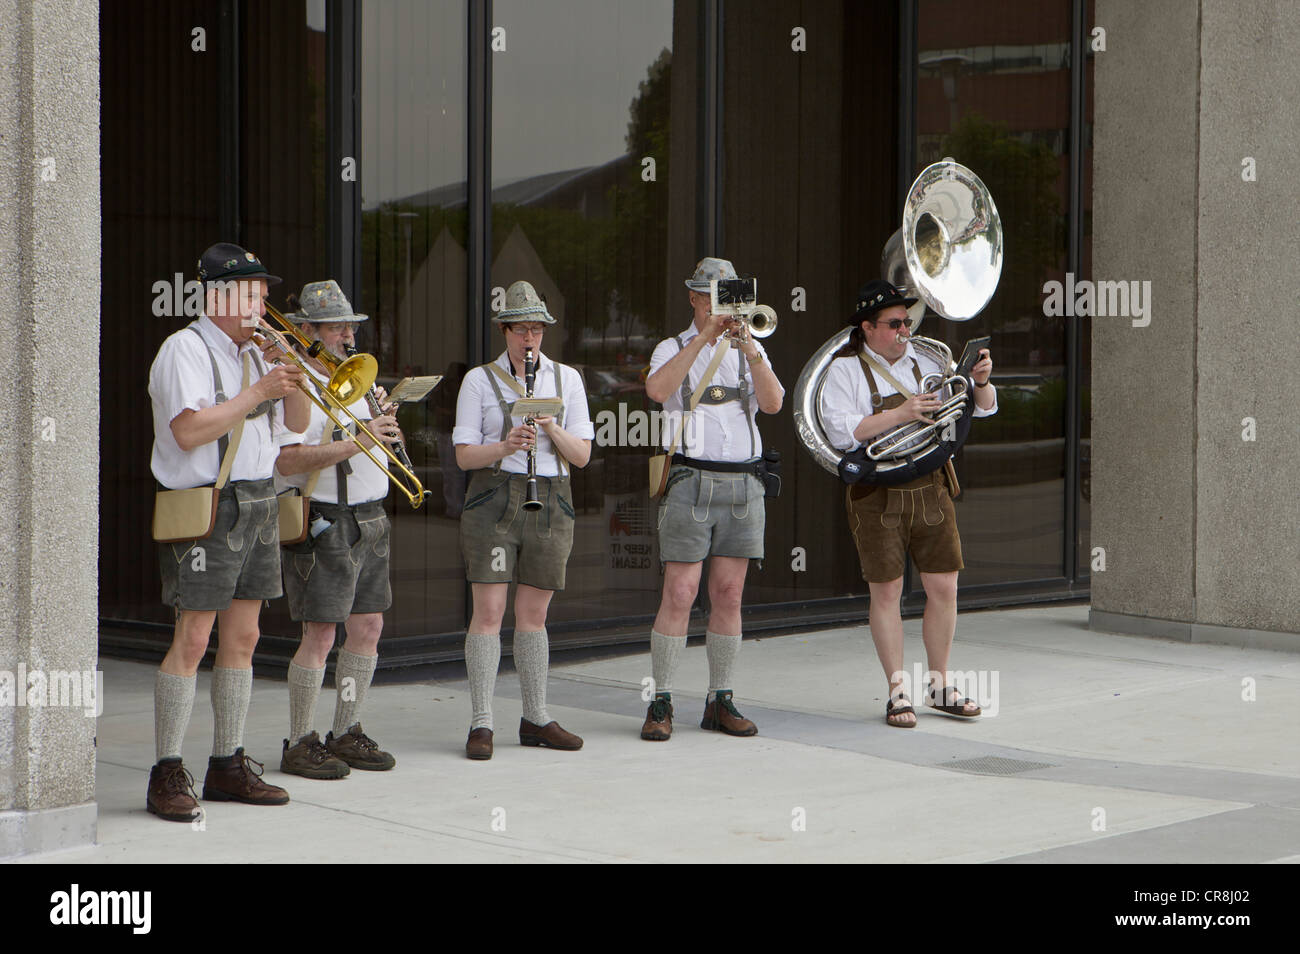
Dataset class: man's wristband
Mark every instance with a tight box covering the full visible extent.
[747,353,765,366]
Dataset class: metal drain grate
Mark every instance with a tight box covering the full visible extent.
[940,756,1056,776]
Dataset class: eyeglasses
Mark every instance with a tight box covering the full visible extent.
[319,322,360,335]
[872,318,908,331]
[506,324,545,336]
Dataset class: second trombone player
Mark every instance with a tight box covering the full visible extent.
[274,281,404,778]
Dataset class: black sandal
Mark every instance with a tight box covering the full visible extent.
[885,694,916,728]
[926,684,982,719]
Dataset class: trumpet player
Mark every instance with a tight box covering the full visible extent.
[452,280,593,760]
[818,280,997,728]
[640,258,784,742]
[145,243,308,821]
[273,280,405,778]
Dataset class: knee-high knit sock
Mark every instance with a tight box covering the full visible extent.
[287,661,324,743]
[210,666,253,758]
[705,630,741,703]
[154,670,196,762]
[332,647,378,735]
[514,629,551,726]
[650,630,685,700]
[465,632,501,731]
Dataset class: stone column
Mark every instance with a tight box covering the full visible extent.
[1091,0,1300,648]
[0,0,101,857]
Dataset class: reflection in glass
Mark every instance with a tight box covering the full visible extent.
[360,0,469,636]
[489,0,677,628]
[915,0,1074,587]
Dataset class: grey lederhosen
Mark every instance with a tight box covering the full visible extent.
[280,386,393,622]
[282,499,392,623]
[158,329,281,611]
[655,335,764,564]
[459,361,576,591]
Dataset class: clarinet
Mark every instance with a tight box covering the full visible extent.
[522,347,543,511]
[344,342,426,496]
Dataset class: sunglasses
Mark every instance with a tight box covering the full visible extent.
[872,318,908,330]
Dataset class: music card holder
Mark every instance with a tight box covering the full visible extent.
[956,336,991,377]
[509,397,565,418]
[387,375,443,404]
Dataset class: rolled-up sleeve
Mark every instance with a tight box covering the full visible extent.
[973,384,998,418]
[562,365,595,439]
[452,367,488,446]
[819,357,870,452]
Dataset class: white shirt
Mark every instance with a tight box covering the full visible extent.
[819,341,997,452]
[452,350,594,476]
[149,316,290,488]
[648,324,778,461]
[276,365,389,505]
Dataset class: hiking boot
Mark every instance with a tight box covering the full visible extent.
[325,723,395,771]
[281,731,351,779]
[202,748,291,805]
[146,758,200,822]
[700,690,758,736]
[640,697,674,741]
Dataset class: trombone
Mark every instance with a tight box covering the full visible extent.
[254,303,430,509]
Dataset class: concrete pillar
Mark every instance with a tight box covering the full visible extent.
[1091,0,1300,648]
[0,0,101,857]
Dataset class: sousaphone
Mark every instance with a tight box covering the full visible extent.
[793,159,1002,481]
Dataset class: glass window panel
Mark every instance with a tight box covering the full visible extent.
[489,0,679,629]
[360,0,469,638]
[914,0,1074,588]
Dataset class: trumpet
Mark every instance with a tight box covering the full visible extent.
[254,304,430,509]
[709,278,778,340]
[521,347,543,512]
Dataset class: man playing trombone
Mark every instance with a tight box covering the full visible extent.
[274,280,404,777]
[146,243,308,821]
[452,280,593,760]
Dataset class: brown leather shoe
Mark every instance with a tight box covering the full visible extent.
[700,690,758,736]
[326,723,395,771]
[519,718,583,750]
[281,731,350,779]
[146,758,200,822]
[202,748,291,805]
[466,727,493,760]
[640,697,674,741]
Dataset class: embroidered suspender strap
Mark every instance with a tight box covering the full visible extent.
[859,352,923,399]
[737,351,756,458]
[215,356,252,489]
[550,361,569,477]
[674,335,691,410]
[248,348,276,430]
[485,359,570,476]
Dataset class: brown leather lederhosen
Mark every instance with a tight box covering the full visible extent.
[844,355,964,583]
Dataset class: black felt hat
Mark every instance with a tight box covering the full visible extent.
[196,242,282,287]
[849,279,916,324]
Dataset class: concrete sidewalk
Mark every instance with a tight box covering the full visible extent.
[21,604,1300,863]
